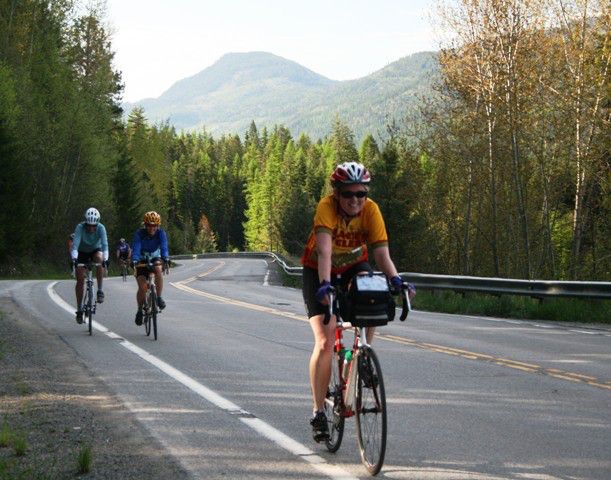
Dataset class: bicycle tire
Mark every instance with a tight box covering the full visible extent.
[86,284,93,336]
[122,265,127,282]
[80,290,87,330]
[324,354,345,452]
[150,286,158,341]
[144,291,152,336]
[355,346,386,475]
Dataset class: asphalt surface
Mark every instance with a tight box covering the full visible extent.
[1,258,610,479]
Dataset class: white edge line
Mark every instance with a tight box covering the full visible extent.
[46,281,357,480]
[46,282,108,333]
[570,330,597,335]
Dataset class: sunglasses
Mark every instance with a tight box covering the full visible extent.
[339,190,368,199]
[145,223,159,228]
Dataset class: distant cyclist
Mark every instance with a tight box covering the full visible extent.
[71,207,109,324]
[116,238,132,266]
[131,211,170,326]
[67,233,75,265]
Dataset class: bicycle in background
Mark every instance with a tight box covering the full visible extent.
[323,274,411,475]
[119,259,130,282]
[74,262,104,336]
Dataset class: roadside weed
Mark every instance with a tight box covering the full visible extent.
[77,445,92,474]
[12,433,27,456]
[0,420,11,447]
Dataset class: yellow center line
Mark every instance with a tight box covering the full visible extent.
[170,267,611,392]
[172,266,307,322]
[588,382,611,391]
[495,358,541,369]
[546,369,597,381]
[496,362,538,373]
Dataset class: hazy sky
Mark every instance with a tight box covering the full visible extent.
[105,0,442,102]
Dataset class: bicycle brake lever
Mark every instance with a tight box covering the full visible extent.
[323,290,335,325]
[400,289,411,321]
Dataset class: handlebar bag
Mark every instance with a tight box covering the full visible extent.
[342,274,396,327]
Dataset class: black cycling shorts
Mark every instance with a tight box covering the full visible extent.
[302,262,373,318]
[76,250,102,264]
[135,257,162,278]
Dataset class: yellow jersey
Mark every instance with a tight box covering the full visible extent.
[301,194,389,274]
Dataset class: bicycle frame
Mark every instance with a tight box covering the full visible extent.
[119,258,129,281]
[76,262,101,335]
[138,260,160,340]
[329,291,377,415]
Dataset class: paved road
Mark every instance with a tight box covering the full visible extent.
[2,258,610,479]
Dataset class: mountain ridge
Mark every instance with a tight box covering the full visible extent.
[124,50,439,141]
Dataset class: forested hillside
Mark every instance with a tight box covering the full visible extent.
[124,50,438,142]
[0,0,608,281]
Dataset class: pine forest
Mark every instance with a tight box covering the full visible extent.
[0,0,608,281]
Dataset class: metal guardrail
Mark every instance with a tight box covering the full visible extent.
[171,252,611,300]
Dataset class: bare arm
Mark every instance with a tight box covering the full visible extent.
[316,231,333,282]
[372,245,399,279]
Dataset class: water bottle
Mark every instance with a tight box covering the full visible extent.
[342,349,353,380]
[345,351,358,411]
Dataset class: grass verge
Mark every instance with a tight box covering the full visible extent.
[280,271,609,323]
[412,290,609,324]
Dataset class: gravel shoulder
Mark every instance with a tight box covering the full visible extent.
[0,297,190,479]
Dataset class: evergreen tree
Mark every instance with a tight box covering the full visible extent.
[113,128,142,242]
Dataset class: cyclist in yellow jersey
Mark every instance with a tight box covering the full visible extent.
[300,161,415,442]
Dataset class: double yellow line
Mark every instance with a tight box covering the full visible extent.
[171,263,611,392]
[171,261,306,322]
[381,334,611,391]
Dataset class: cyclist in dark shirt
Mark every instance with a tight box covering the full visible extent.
[131,211,170,326]
[116,238,132,264]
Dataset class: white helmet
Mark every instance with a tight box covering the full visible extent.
[330,162,371,186]
[85,207,100,225]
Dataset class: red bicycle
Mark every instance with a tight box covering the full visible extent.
[323,274,411,475]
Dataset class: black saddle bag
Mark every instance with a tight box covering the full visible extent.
[340,274,395,327]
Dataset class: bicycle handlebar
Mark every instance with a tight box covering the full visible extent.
[134,259,170,275]
[322,281,412,325]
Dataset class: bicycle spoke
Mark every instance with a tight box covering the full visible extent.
[355,347,386,475]
[324,355,344,452]
[151,286,158,340]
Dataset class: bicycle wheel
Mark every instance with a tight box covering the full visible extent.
[144,292,152,336]
[122,265,127,282]
[150,286,158,341]
[86,285,93,336]
[324,354,345,452]
[355,346,386,476]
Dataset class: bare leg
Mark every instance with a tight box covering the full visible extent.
[136,275,147,307]
[94,252,104,291]
[155,264,163,296]
[309,313,336,412]
[366,327,376,345]
[75,268,85,309]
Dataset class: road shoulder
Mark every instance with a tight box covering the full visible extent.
[0,297,190,479]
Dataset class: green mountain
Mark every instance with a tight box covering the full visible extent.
[124,51,438,140]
